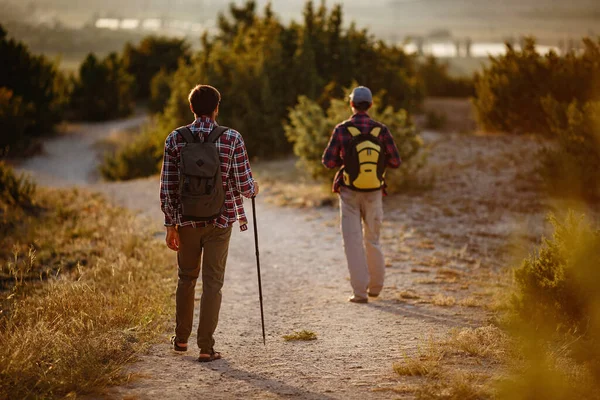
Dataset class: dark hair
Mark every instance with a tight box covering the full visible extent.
[352,101,372,112]
[188,85,221,116]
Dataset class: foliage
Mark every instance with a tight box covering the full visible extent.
[511,212,600,336]
[0,25,64,154]
[100,130,163,181]
[122,36,191,100]
[148,69,173,114]
[285,93,425,193]
[0,89,32,154]
[418,56,475,98]
[499,211,600,399]
[69,53,134,121]
[0,162,36,236]
[101,1,424,180]
[0,188,173,398]
[539,98,600,201]
[473,37,600,134]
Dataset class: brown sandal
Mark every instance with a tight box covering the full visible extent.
[198,349,222,362]
[170,335,188,352]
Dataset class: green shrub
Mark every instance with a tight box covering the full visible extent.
[285,93,425,193]
[0,88,32,154]
[0,162,36,210]
[0,162,36,235]
[100,128,163,181]
[99,1,425,180]
[539,98,600,201]
[473,37,600,134]
[512,211,600,336]
[0,25,65,154]
[122,36,191,100]
[69,53,134,121]
[148,69,173,114]
[418,56,475,98]
[501,211,600,399]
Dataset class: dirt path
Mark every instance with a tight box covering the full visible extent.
[16,117,502,399]
[17,114,148,187]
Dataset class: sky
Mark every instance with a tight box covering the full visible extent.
[2,0,599,43]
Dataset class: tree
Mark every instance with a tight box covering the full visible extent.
[70,53,134,121]
[0,25,63,141]
[122,36,190,99]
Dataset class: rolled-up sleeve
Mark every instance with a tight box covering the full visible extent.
[230,134,256,199]
[160,132,179,226]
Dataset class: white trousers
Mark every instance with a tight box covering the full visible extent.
[339,187,385,298]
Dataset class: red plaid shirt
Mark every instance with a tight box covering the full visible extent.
[160,117,256,230]
[322,112,402,193]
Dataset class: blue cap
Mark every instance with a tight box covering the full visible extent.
[349,86,373,104]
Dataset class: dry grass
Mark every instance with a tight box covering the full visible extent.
[416,371,492,400]
[432,294,456,307]
[282,330,318,341]
[458,296,482,308]
[393,341,445,377]
[399,290,421,300]
[446,326,508,360]
[0,188,173,399]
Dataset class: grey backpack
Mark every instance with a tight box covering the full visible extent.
[176,125,228,221]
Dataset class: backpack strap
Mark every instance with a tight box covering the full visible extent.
[369,125,382,138]
[176,127,197,143]
[343,121,362,137]
[207,126,229,143]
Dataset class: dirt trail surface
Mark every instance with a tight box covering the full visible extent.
[15,116,546,399]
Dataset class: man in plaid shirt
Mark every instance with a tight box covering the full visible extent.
[322,86,401,304]
[160,84,258,362]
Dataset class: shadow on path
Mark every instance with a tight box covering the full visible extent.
[193,359,337,400]
[366,299,477,328]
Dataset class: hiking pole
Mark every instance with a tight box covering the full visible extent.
[251,196,266,346]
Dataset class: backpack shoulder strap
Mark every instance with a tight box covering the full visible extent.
[368,124,382,138]
[207,125,229,143]
[176,126,196,143]
[342,121,362,138]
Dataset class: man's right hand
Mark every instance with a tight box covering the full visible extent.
[166,226,180,251]
[253,180,260,197]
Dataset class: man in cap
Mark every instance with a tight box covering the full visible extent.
[322,86,402,303]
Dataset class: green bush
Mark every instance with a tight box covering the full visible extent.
[501,211,600,399]
[122,36,191,100]
[285,93,425,193]
[99,1,424,180]
[0,88,32,154]
[512,212,600,336]
[0,162,36,235]
[148,69,173,114]
[418,56,475,98]
[69,53,134,121]
[0,25,65,154]
[473,37,600,134]
[99,131,163,181]
[539,99,600,201]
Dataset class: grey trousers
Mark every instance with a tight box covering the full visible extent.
[339,187,385,299]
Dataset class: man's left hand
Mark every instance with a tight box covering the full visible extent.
[166,226,180,251]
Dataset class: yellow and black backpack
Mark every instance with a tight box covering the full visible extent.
[342,122,386,192]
